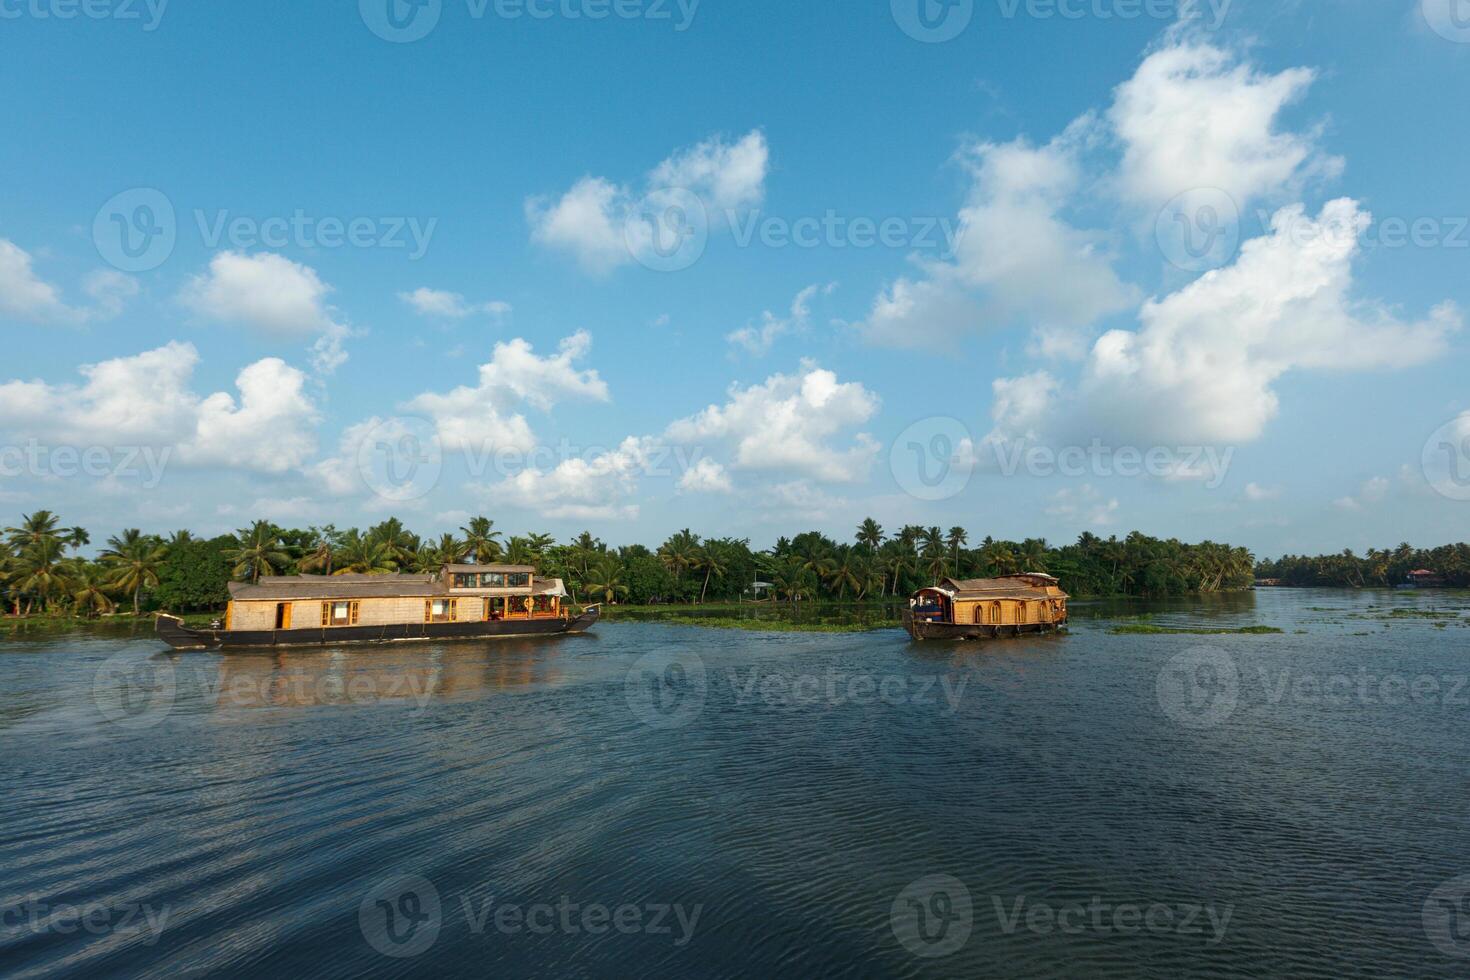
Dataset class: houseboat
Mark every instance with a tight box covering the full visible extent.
[903,574,1069,641]
[156,564,598,650]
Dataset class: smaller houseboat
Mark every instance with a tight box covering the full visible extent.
[903,574,1069,641]
[156,564,598,650]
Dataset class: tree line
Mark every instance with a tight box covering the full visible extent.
[1,510,1259,618]
[1255,544,1470,588]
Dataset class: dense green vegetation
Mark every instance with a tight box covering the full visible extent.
[1255,544,1470,588]
[2,510,1258,619]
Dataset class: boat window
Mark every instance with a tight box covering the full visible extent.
[481,572,505,588]
[322,601,360,626]
[425,599,456,623]
[507,573,530,588]
[453,573,478,589]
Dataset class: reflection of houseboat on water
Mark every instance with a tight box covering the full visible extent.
[157,564,598,650]
[904,574,1069,641]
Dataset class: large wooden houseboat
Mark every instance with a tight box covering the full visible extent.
[156,564,598,650]
[903,574,1069,641]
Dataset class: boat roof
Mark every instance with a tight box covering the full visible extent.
[920,574,1068,600]
[444,563,537,574]
[229,574,565,601]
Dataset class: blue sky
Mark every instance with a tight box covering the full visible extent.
[1,0,1467,555]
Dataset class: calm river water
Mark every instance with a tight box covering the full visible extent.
[3,588,1469,978]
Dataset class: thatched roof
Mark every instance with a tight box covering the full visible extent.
[929,574,1067,600]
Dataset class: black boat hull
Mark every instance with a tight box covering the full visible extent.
[155,610,600,651]
[902,608,1066,641]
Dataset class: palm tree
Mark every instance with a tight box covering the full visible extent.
[298,528,337,575]
[658,529,699,587]
[583,558,628,604]
[101,531,168,616]
[766,556,813,607]
[426,533,469,568]
[504,536,537,567]
[827,546,864,599]
[12,536,71,615]
[63,526,90,550]
[946,526,968,575]
[694,545,728,604]
[367,518,418,568]
[224,521,290,584]
[6,510,61,551]
[460,517,503,565]
[855,517,884,552]
[71,563,117,618]
[333,530,398,575]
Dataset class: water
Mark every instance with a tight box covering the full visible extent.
[3,589,1469,978]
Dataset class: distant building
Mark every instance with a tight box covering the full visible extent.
[1404,569,1446,588]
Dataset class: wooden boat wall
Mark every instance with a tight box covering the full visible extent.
[903,574,1069,641]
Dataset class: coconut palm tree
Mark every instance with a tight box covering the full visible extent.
[657,529,699,588]
[101,531,168,616]
[460,517,503,564]
[298,528,337,575]
[426,533,469,568]
[6,510,61,551]
[827,546,864,599]
[855,517,884,552]
[333,531,398,575]
[12,536,71,615]
[583,558,628,604]
[224,521,290,584]
[694,545,728,604]
[946,526,968,575]
[71,563,117,618]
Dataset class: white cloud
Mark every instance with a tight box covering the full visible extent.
[0,239,83,323]
[527,130,769,275]
[727,283,831,356]
[403,331,608,454]
[179,251,354,373]
[1046,483,1120,526]
[83,269,140,319]
[759,480,849,522]
[1109,40,1341,211]
[858,128,1134,350]
[1078,199,1459,444]
[0,341,319,473]
[665,361,881,483]
[647,130,769,213]
[1243,482,1281,501]
[0,239,136,324]
[313,333,611,501]
[399,287,511,320]
[490,436,649,521]
[678,456,732,493]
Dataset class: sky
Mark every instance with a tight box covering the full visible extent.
[1,0,1468,556]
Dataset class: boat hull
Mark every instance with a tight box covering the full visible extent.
[902,608,1066,641]
[155,610,600,651]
